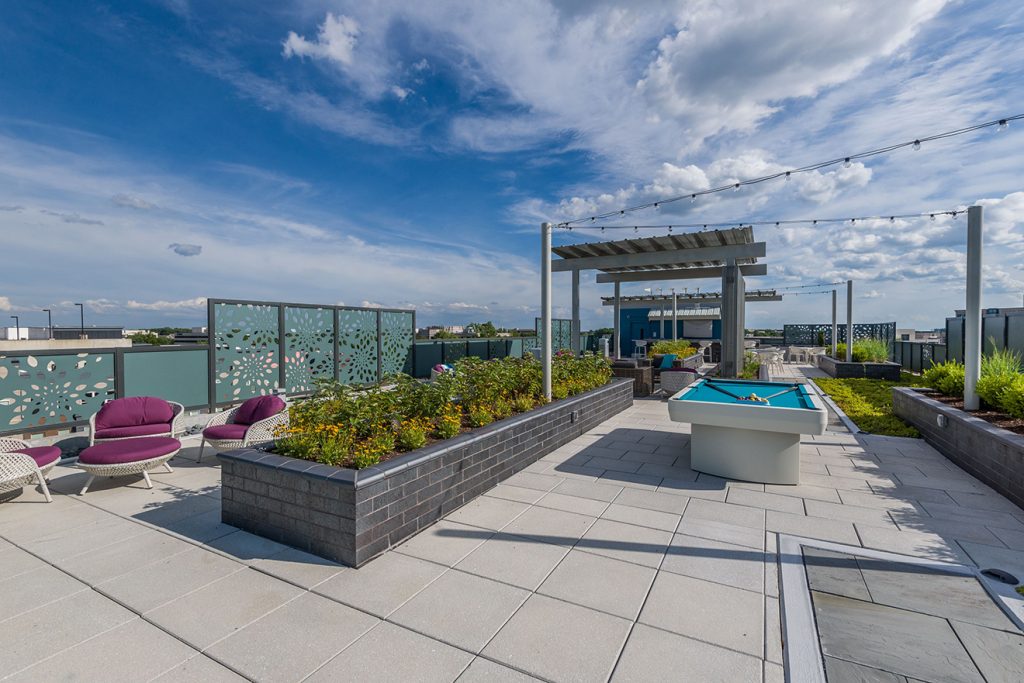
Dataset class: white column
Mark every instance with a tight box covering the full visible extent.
[613,281,621,359]
[964,205,983,410]
[672,289,678,341]
[846,280,853,362]
[660,300,666,339]
[571,268,581,355]
[541,222,552,400]
[831,289,838,358]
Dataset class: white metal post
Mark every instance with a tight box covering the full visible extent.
[613,281,621,359]
[846,280,853,362]
[831,289,838,357]
[964,205,983,410]
[672,289,678,341]
[541,222,552,401]
[571,268,581,356]
[660,300,666,339]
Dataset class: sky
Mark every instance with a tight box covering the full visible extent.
[0,0,1022,332]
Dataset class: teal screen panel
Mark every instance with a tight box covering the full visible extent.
[0,352,115,432]
[122,349,208,407]
[214,303,280,403]
[284,307,334,393]
[381,311,414,376]
[338,309,378,385]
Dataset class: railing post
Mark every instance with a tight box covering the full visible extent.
[376,309,384,384]
[541,222,552,401]
[964,205,983,410]
[277,305,287,393]
[206,298,216,412]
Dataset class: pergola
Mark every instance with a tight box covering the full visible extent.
[540,225,767,398]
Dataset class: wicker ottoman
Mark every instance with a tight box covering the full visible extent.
[77,436,180,495]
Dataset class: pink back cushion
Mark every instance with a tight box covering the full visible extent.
[234,395,286,426]
[94,397,174,430]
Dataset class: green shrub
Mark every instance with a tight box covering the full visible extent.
[1002,376,1024,418]
[738,351,760,379]
[922,360,965,397]
[650,340,697,356]
[854,339,890,363]
[976,346,1022,410]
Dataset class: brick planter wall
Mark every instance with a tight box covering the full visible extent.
[892,387,1024,510]
[217,377,634,567]
[817,354,901,380]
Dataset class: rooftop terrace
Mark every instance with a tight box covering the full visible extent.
[2,364,1022,681]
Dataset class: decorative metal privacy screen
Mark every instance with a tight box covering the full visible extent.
[783,322,896,346]
[0,352,115,431]
[209,299,415,405]
[535,318,573,352]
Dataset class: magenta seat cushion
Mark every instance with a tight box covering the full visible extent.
[94,423,171,440]
[203,424,249,441]
[15,446,61,468]
[233,395,286,426]
[94,397,174,431]
[78,436,180,466]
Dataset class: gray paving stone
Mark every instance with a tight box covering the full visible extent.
[0,589,136,676]
[676,516,765,549]
[484,484,547,505]
[766,510,860,545]
[483,594,631,683]
[251,546,346,588]
[812,591,983,683]
[765,596,783,664]
[207,592,379,681]
[0,562,88,622]
[535,491,610,517]
[856,525,970,564]
[950,619,1024,682]
[391,570,530,653]
[314,551,446,617]
[802,547,871,601]
[54,529,194,584]
[146,568,304,649]
[306,622,474,682]
[684,497,765,529]
[0,546,47,581]
[763,483,842,503]
[457,657,543,682]
[150,654,248,682]
[22,516,150,561]
[157,507,239,543]
[639,570,763,657]
[577,518,672,568]
[95,546,245,613]
[613,486,689,514]
[727,487,805,514]
[500,506,597,547]
[502,471,565,492]
[537,549,656,620]
[445,495,531,531]
[611,623,762,682]
[662,533,765,591]
[804,499,897,528]
[858,559,1018,631]
[919,500,1024,532]
[455,532,569,590]
[824,656,908,682]
[395,519,493,566]
[551,478,623,502]
[205,529,290,562]
[600,502,680,532]
[7,617,197,683]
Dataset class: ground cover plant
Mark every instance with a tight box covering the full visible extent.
[275,352,612,469]
[814,372,927,437]
[832,339,890,363]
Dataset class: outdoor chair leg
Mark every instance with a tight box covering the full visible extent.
[163,461,173,473]
[36,472,52,503]
[79,475,96,496]
[197,439,205,462]
[141,470,153,489]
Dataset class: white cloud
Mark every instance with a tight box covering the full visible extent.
[0,205,24,212]
[0,296,11,311]
[168,243,202,257]
[283,13,360,66]
[125,297,207,311]
[112,193,156,209]
[389,85,411,100]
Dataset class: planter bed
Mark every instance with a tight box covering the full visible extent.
[218,377,633,567]
[817,354,901,381]
[893,387,1024,510]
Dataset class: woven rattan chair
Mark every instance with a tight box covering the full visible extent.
[0,439,61,503]
[198,395,288,461]
[88,397,185,446]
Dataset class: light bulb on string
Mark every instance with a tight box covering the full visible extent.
[733,183,741,192]
[998,119,1009,131]
[785,171,791,182]
[843,157,852,168]
[690,194,696,203]
[913,140,921,150]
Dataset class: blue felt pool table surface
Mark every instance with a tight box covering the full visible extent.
[673,379,817,410]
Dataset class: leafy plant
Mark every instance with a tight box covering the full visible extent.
[977,346,1022,409]
[833,339,889,363]
[649,340,697,356]
[999,375,1024,418]
[922,360,965,397]
[396,418,430,451]
[738,351,761,379]
[815,372,927,437]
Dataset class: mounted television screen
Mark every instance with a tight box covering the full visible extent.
[683,320,713,338]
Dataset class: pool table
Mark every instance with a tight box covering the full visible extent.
[667,378,827,485]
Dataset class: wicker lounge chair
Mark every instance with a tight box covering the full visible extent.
[77,436,180,495]
[0,439,62,503]
[198,395,288,461]
[88,396,184,446]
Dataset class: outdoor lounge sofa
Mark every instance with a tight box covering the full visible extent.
[88,396,184,445]
[77,436,180,495]
[198,395,288,461]
[0,438,62,502]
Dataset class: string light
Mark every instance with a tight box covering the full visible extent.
[554,114,1023,227]
[554,209,962,232]
[843,157,852,168]
[773,281,845,291]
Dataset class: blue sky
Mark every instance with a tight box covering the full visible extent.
[1,0,1022,331]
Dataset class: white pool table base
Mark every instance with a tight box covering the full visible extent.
[690,424,801,485]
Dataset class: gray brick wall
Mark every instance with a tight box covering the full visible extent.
[817,355,901,380]
[893,387,1024,510]
[219,377,634,566]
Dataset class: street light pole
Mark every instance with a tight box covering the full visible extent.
[42,309,52,339]
[10,315,19,340]
[75,303,85,339]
